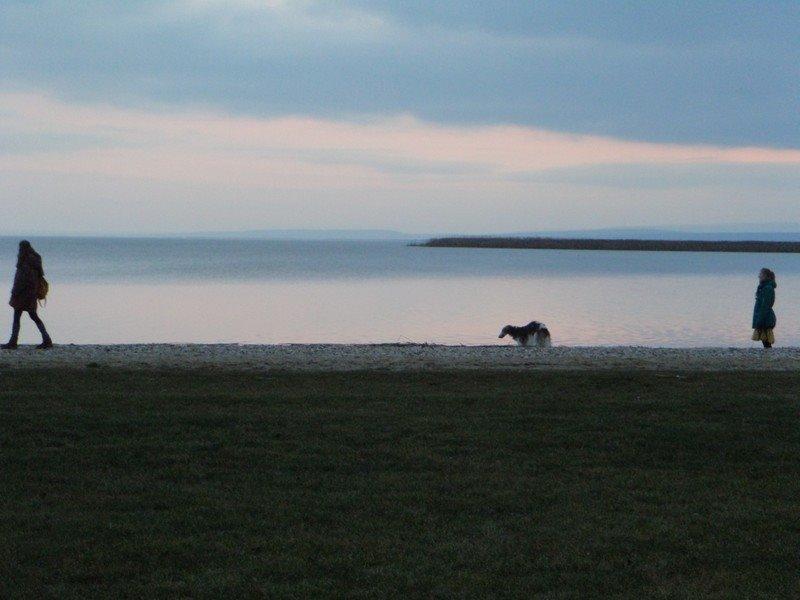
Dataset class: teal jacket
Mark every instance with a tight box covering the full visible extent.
[752,280,777,329]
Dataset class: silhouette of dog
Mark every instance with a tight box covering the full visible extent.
[498,321,551,347]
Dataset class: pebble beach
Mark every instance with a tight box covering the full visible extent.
[0,344,798,371]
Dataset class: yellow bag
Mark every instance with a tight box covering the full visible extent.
[37,277,49,304]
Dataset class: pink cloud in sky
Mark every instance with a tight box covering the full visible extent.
[2,92,800,190]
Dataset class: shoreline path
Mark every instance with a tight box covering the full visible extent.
[1,344,799,371]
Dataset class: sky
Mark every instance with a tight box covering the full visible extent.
[1,0,799,235]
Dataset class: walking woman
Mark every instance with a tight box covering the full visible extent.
[2,241,52,349]
[752,268,777,349]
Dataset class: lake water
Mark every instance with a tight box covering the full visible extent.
[0,237,797,347]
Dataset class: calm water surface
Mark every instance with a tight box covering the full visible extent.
[1,237,797,346]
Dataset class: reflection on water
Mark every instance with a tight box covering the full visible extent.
[0,237,797,346]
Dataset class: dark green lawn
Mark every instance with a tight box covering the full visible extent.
[1,369,799,598]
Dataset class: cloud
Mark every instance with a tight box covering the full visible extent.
[517,163,800,192]
[1,0,798,146]
[3,93,800,190]
[2,91,798,234]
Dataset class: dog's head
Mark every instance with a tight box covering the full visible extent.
[498,325,513,339]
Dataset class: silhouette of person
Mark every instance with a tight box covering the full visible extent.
[752,268,776,349]
[3,241,52,349]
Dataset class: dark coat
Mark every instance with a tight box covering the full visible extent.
[9,250,44,312]
[752,280,777,330]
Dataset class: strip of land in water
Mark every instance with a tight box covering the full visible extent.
[3,369,799,597]
[417,237,800,252]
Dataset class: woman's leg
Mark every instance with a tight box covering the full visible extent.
[28,308,53,348]
[2,309,23,348]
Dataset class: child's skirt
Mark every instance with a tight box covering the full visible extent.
[752,328,775,344]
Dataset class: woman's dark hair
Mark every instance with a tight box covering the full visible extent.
[17,240,33,265]
[760,268,776,282]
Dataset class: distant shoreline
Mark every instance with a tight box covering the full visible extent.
[416,237,800,253]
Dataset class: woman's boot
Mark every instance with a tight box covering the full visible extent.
[30,311,53,349]
[35,328,53,350]
[2,311,20,349]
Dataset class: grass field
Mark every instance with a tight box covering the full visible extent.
[2,369,799,597]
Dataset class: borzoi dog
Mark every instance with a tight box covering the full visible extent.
[498,321,551,347]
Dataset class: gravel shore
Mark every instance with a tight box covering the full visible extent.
[0,344,798,371]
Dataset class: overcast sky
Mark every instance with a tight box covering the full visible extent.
[2,0,799,234]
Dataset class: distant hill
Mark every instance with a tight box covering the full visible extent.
[506,228,800,242]
[6,225,798,242]
[185,227,800,243]
[187,229,418,241]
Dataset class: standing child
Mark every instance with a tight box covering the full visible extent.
[752,268,777,348]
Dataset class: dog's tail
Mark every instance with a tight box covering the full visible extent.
[533,326,551,347]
